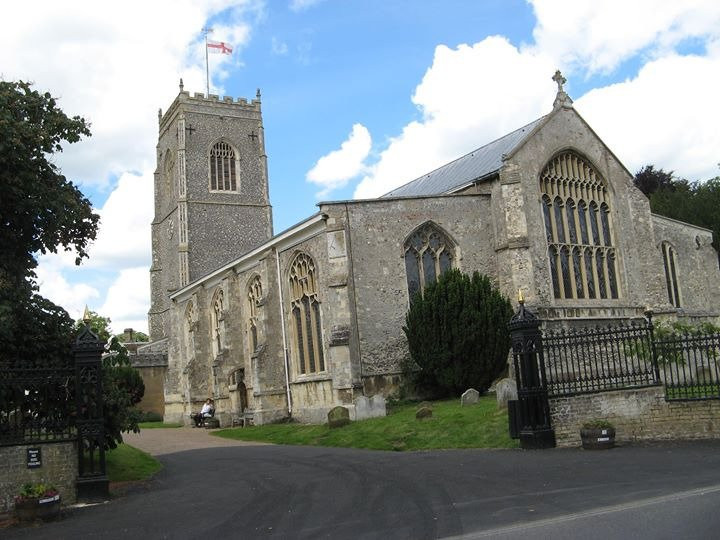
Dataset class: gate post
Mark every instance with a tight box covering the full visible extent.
[73,311,109,501]
[508,293,556,449]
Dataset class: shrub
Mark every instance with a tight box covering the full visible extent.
[581,419,614,430]
[402,270,513,398]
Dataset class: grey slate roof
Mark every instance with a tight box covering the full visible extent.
[382,116,546,198]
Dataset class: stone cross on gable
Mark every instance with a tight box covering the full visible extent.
[552,70,566,93]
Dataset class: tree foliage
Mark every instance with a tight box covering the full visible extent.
[402,270,513,398]
[634,165,720,259]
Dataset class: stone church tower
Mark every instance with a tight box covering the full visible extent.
[149,82,273,341]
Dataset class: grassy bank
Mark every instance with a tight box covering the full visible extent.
[106,444,162,482]
[214,395,516,451]
[138,421,183,429]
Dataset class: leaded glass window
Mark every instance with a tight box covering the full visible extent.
[289,253,325,375]
[661,242,681,307]
[540,151,619,300]
[209,141,238,191]
[403,222,456,300]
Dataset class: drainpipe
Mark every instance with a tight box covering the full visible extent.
[275,248,293,415]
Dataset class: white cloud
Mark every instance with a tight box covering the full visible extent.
[290,0,325,12]
[576,49,720,181]
[272,37,289,55]
[307,123,371,197]
[354,38,555,198]
[100,267,151,334]
[35,256,100,322]
[85,171,153,269]
[530,0,720,74]
[0,0,261,188]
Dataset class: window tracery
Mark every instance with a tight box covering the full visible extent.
[540,152,619,300]
[661,242,681,307]
[403,222,455,300]
[209,141,238,191]
[289,253,324,375]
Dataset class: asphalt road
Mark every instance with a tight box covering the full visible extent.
[7,436,720,539]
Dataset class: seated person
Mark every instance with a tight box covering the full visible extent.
[191,398,215,427]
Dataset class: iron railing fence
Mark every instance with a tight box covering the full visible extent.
[540,318,720,401]
[655,332,720,401]
[543,321,660,397]
[0,366,77,446]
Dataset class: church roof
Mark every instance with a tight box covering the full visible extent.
[382,116,546,198]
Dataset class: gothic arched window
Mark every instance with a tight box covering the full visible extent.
[661,242,681,307]
[539,151,619,300]
[210,289,225,356]
[403,222,456,300]
[209,141,238,192]
[247,276,262,353]
[289,253,324,375]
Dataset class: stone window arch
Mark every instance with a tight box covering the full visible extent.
[289,253,325,375]
[247,275,262,353]
[210,289,226,357]
[208,140,239,192]
[540,151,619,300]
[403,221,456,300]
[661,242,681,307]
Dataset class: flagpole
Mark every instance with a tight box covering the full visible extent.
[203,27,212,96]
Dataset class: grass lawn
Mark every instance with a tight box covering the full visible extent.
[138,421,183,429]
[106,443,163,482]
[213,395,517,451]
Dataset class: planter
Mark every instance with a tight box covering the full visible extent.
[580,427,616,450]
[15,494,61,522]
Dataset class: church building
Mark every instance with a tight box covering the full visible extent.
[149,73,720,426]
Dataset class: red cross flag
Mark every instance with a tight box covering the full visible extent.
[207,40,233,55]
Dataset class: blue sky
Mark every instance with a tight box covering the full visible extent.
[2,0,719,333]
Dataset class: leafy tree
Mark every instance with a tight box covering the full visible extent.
[402,270,513,398]
[0,81,99,366]
[633,165,676,196]
[116,329,150,343]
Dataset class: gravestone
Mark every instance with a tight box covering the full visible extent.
[417,401,433,411]
[354,395,387,421]
[461,388,480,406]
[416,407,432,420]
[328,406,350,428]
[495,378,518,409]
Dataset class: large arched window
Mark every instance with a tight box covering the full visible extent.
[247,276,262,353]
[209,141,238,192]
[289,253,324,375]
[403,222,455,300]
[540,151,619,300]
[661,242,681,307]
[210,289,225,356]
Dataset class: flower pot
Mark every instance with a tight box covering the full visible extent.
[15,494,61,522]
[580,427,616,450]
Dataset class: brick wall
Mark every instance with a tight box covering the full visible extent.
[0,442,78,514]
[550,386,720,447]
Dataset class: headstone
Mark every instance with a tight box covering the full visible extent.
[461,388,480,406]
[328,406,350,428]
[416,407,432,420]
[354,395,387,421]
[495,378,518,409]
[417,401,433,411]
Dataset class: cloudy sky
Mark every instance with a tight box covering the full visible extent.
[2,0,719,335]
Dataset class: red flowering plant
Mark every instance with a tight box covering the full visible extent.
[14,483,60,504]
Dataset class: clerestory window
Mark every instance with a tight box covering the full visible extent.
[540,151,619,300]
[289,253,325,375]
[209,141,238,192]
